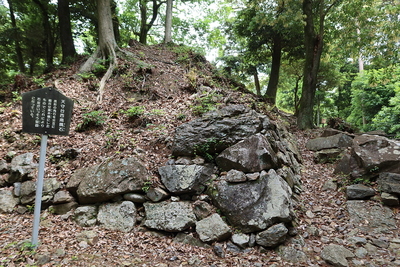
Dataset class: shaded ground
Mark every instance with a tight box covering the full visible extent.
[1,44,399,266]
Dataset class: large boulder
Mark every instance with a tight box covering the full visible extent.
[215,134,279,172]
[97,201,136,232]
[144,201,197,232]
[171,105,273,157]
[334,135,400,179]
[66,157,150,204]
[208,169,293,233]
[158,164,213,194]
[347,200,396,234]
[306,133,353,151]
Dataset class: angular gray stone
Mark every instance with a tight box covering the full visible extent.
[0,189,19,213]
[208,169,292,233]
[255,223,288,248]
[193,200,214,220]
[279,246,308,263]
[231,233,250,248]
[381,192,399,206]
[0,159,9,173]
[20,178,62,205]
[225,169,246,183]
[321,244,355,267]
[172,105,271,157]
[322,179,338,191]
[354,247,368,258]
[146,187,169,202]
[97,201,136,232]
[196,213,231,242]
[53,190,75,204]
[346,184,375,200]
[277,166,301,189]
[306,133,353,151]
[216,134,279,172]
[67,157,150,204]
[158,164,213,194]
[314,148,345,164]
[335,135,400,179]
[73,205,98,227]
[245,172,260,181]
[378,172,400,194]
[144,201,196,232]
[51,201,78,215]
[347,200,396,233]
[8,153,37,183]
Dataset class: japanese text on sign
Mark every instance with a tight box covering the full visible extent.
[22,87,73,136]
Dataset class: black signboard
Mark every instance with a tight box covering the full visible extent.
[22,87,73,135]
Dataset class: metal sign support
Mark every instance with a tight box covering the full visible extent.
[31,134,48,247]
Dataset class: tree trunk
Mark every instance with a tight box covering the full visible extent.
[33,0,56,73]
[139,1,148,44]
[7,0,25,73]
[253,68,261,96]
[111,0,121,44]
[58,0,77,64]
[164,0,173,43]
[265,35,282,104]
[139,0,163,44]
[79,0,118,103]
[297,0,324,129]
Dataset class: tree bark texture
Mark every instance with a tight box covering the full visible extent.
[58,0,77,64]
[7,0,25,73]
[164,0,173,43]
[297,0,324,129]
[33,0,56,73]
[265,35,282,104]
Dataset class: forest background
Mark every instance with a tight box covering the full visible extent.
[0,0,399,132]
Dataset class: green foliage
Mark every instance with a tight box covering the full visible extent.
[193,137,224,162]
[77,72,96,81]
[142,180,153,193]
[76,110,107,132]
[347,65,399,132]
[191,91,222,115]
[122,106,145,120]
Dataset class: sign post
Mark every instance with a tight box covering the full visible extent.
[22,87,73,248]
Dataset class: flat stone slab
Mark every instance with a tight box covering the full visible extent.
[347,200,396,234]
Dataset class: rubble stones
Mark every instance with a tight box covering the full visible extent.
[195,213,231,243]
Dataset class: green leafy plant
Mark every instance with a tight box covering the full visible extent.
[191,92,222,115]
[12,91,22,102]
[194,137,224,162]
[32,77,45,87]
[26,204,35,213]
[77,72,96,81]
[123,106,145,120]
[142,180,152,193]
[76,110,107,132]
[176,113,186,120]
